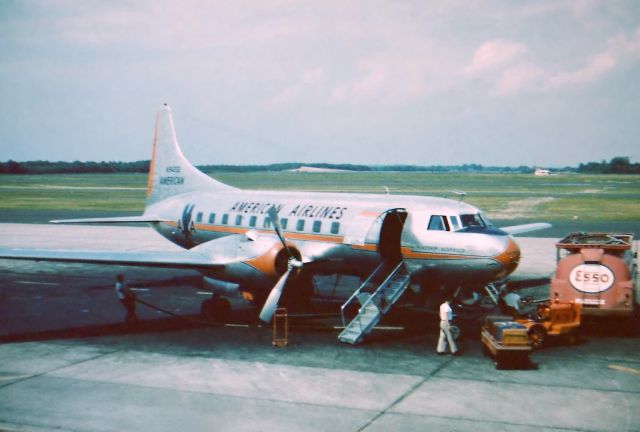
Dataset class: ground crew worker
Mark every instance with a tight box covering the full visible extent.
[437,298,458,355]
[500,287,522,318]
[115,274,138,325]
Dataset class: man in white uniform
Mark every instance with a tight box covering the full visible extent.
[437,298,458,355]
[501,288,522,318]
[115,274,138,325]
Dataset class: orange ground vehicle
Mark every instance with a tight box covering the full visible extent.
[551,233,637,318]
[481,316,532,369]
[515,302,581,349]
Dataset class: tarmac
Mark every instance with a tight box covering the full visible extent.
[0,223,639,432]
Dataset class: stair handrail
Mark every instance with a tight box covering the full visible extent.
[358,261,405,315]
[378,262,410,313]
[346,261,406,335]
[341,262,386,327]
[341,261,406,329]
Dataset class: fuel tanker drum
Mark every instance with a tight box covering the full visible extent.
[551,233,638,318]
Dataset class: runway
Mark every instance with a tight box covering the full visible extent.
[0,223,639,432]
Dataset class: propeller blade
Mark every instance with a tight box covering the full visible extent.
[258,269,291,322]
[267,206,293,257]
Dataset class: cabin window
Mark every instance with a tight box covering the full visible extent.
[312,220,322,233]
[296,219,305,231]
[449,215,460,231]
[249,215,257,227]
[208,213,216,224]
[331,222,340,235]
[196,212,203,223]
[221,214,229,225]
[280,218,288,230]
[263,216,272,228]
[428,215,449,231]
[235,215,243,226]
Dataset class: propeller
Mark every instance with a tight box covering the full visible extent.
[267,206,293,258]
[259,264,293,322]
[258,206,303,322]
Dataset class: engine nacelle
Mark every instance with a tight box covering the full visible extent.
[243,241,302,279]
[202,277,240,295]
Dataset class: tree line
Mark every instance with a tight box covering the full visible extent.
[576,157,640,174]
[0,160,150,174]
[0,156,637,175]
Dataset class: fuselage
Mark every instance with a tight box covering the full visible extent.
[145,188,520,292]
[0,104,532,317]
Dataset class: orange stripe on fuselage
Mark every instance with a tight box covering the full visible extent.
[350,244,378,251]
[401,247,484,261]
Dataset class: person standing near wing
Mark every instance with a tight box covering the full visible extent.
[437,298,459,355]
[115,274,138,326]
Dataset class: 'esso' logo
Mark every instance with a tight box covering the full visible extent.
[569,264,614,293]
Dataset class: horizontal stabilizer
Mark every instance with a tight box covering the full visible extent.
[51,216,171,224]
[501,222,552,235]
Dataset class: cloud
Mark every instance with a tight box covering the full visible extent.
[268,67,326,107]
[493,63,545,96]
[31,1,314,50]
[547,26,640,88]
[328,52,443,105]
[465,26,640,96]
[463,39,541,96]
[464,39,527,76]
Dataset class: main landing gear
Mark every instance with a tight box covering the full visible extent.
[200,294,231,322]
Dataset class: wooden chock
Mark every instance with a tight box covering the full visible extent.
[272,308,288,347]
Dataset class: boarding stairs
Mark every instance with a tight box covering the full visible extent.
[485,282,501,304]
[338,261,411,345]
[484,281,508,305]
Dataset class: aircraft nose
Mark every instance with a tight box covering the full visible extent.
[493,237,521,276]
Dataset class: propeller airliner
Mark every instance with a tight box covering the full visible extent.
[0,104,550,344]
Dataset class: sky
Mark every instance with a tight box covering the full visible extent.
[1,1,639,167]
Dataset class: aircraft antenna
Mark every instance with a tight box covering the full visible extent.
[450,190,467,202]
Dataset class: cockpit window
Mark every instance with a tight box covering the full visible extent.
[428,215,450,231]
[460,213,486,228]
[449,215,460,231]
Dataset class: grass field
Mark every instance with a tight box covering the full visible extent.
[0,172,639,222]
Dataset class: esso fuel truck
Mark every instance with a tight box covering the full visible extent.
[551,232,638,319]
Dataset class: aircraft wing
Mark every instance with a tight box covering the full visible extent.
[0,231,287,272]
[501,222,552,235]
[0,247,222,270]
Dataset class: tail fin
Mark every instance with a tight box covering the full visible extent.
[146,104,235,206]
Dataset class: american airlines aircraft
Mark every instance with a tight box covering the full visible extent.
[0,105,549,344]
